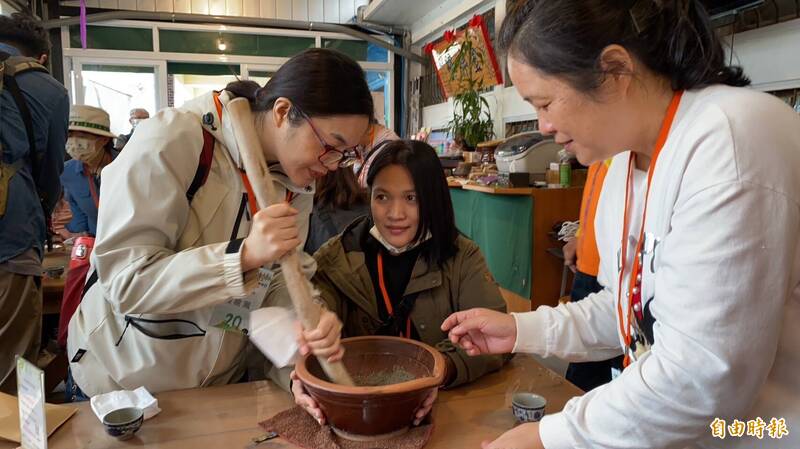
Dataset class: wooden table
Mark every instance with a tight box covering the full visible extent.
[0,356,581,449]
[42,251,69,315]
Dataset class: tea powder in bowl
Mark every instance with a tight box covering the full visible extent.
[354,366,416,386]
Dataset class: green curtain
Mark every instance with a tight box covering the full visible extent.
[450,189,532,299]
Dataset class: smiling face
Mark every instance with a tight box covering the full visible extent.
[507,54,635,165]
[370,164,420,249]
[261,98,369,187]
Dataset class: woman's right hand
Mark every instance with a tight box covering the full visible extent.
[290,370,326,425]
[241,203,301,271]
[440,308,518,356]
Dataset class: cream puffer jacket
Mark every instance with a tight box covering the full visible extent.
[67,91,314,396]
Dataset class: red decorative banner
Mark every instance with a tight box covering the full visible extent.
[424,14,503,99]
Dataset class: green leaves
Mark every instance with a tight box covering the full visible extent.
[444,31,494,149]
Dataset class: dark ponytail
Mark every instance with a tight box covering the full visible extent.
[224,79,261,103]
[225,48,374,124]
[499,0,750,92]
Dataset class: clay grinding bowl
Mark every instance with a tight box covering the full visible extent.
[295,336,446,439]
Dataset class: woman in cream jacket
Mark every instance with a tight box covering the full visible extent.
[67,49,374,398]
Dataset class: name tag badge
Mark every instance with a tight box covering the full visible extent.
[258,267,275,290]
[209,297,256,335]
[210,267,273,335]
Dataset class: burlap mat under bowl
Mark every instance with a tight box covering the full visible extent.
[260,406,433,449]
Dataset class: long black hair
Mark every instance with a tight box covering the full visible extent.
[314,168,367,210]
[225,48,374,124]
[499,0,750,93]
[366,140,459,266]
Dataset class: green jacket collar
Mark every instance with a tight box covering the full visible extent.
[316,216,443,321]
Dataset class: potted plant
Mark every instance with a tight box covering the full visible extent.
[444,31,494,151]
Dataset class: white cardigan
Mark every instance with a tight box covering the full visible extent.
[513,85,800,449]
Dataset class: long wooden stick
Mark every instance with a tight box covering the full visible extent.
[227,97,354,386]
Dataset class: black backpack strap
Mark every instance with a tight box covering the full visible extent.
[82,270,99,299]
[186,129,216,203]
[3,74,37,168]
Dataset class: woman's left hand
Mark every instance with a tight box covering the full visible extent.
[296,308,345,362]
[413,388,438,426]
[481,422,544,449]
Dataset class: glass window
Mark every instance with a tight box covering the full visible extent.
[69,26,153,51]
[159,30,314,57]
[321,38,389,62]
[168,63,241,108]
[365,70,391,128]
[78,64,157,136]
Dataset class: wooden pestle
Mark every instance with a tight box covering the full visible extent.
[227,97,355,386]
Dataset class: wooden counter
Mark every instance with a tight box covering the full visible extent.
[447,181,463,188]
[461,184,534,196]
[0,356,581,449]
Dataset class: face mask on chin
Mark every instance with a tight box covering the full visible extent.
[66,136,105,167]
[369,225,431,255]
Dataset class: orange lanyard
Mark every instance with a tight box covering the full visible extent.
[376,252,412,339]
[225,92,295,216]
[212,91,223,120]
[212,92,289,216]
[617,90,683,368]
[83,165,100,209]
[239,171,295,216]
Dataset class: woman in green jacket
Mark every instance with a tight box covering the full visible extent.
[291,139,509,425]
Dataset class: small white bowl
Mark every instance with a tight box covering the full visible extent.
[102,407,143,440]
[512,392,546,423]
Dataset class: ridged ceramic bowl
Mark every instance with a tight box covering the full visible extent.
[295,336,446,439]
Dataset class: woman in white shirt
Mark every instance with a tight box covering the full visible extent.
[442,1,800,448]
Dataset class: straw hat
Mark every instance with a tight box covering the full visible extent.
[69,105,116,138]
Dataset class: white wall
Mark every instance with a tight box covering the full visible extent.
[420,87,537,137]
[63,0,367,22]
[725,18,800,91]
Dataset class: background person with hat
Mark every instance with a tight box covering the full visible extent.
[60,105,118,237]
[57,105,118,357]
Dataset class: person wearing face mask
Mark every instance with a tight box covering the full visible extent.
[65,48,372,400]
[290,140,510,426]
[56,106,117,352]
[114,108,150,151]
[441,1,800,449]
[59,105,117,237]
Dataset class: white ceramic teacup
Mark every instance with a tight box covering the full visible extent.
[511,392,547,423]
